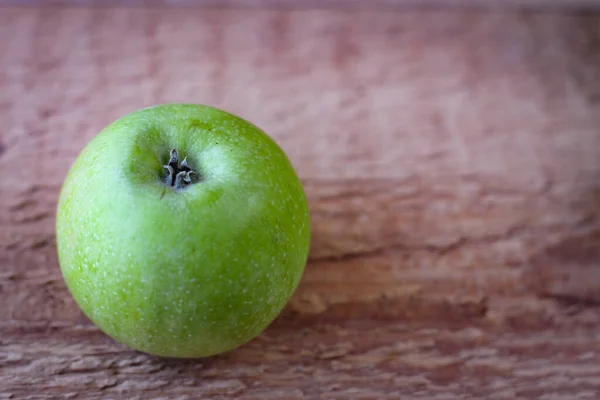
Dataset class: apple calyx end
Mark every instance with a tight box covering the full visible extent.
[163,148,198,190]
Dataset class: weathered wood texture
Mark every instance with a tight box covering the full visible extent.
[1,6,600,399]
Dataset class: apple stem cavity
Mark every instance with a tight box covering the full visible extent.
[162,148,197,190]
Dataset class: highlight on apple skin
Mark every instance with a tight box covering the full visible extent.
[56,104,311,358]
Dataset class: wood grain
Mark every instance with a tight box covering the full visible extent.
[2,321,600,399]
[1,6,600,399]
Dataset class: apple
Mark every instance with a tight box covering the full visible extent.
[56,104,311,358]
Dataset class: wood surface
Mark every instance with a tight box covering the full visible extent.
[3,0,600,12]
[1,5,600,399]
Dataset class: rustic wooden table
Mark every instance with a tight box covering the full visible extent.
[1,3,600,399]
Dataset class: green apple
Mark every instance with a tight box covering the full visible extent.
[56,104,310,358]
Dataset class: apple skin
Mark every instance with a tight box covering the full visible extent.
[56,104,311,358]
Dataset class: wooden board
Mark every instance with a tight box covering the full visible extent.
[1,6,600,399]
[3,0,600,11]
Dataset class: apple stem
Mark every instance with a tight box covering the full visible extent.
[162,149,197,190]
